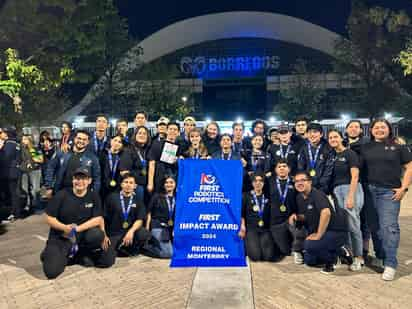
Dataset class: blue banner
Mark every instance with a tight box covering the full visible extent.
[170,159,246,267]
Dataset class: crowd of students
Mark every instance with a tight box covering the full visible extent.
[0,111,411,281]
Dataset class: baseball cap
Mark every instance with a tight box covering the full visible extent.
[278,124,290,134]
[306,122,323,133]
[183,116,196,123]
[73,167,90,178]
[157,117,170,126]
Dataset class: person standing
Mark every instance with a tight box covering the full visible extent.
[88,114,110,157]
[59,121,74,153]
[203,121,221,155]
[328,129,364,271]
[182,128,208,159]
[177,116,196,153]
[360,119,412,281]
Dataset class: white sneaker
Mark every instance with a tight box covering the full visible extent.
[334,257,342,269]
[382,266,396,281]
[350,257,363,271]
[293,252,303,264]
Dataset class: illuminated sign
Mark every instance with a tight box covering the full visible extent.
[180,55,280,76]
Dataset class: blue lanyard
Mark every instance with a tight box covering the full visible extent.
[136,150,146,167]
[120,193,134,222]
[251,151,262,171]
[94,132,107,153]
[276,177,290,204]
[307,142,322,169]
[193,149,200,159]
[221,151,232,160]
[279,144,291,159]
[108,151,119,179]
[166,196,175,219]
[252,191,265,218]
[68,227,78,258]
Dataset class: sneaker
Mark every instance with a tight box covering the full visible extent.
[370,257,384,269]
[321,263,335,275]
[382,266,396,281]
[339,245,353,265]
[6,214,15,222]
[334,256,342,269]
[293,252,304,264]
[350,257,363,271]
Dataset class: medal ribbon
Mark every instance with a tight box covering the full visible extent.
[120,193,134,223]
[166,196,175,220]
[276,177,290,205]
[108,151,119,180]
[192,149,200,159]
[94,132,107,153]
[137,149,147,168]
[221,151,232,160]
[252,191,265,219]
[68,227,78,258]
[307,142,322,170]
[279,144,291,159]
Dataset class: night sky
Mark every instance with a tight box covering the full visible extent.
[117,0,411,40]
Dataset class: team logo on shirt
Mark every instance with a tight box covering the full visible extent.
[307,204,313,210]
[200,173,216,185]
[84,203,94,208]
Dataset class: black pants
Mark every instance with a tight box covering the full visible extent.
[270,222,293,257]
[0,178,19,217]
[245,229,275,261]
[41,227,113,279]
[104,228,152,265]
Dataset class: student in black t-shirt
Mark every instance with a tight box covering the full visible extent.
[182,128,208,159]
[99,135,126,200]
[243,135,269,192]
[360,119,412,281]
[203,121,221,155]
[267,159,297,259]
[232,122,247,155]
[102,173,152,263]
[290,171,347,274]
[87,114,110,157]
[328,129,364,271]
[211,134,244,163]
[147,122,181,193]
[239,173,275,261]
[40,168,112,279]
[146,176,177,258]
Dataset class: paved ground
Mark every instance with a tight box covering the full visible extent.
[1,193,412,309]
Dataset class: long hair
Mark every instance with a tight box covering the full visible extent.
[369,118,395,145]
[186,128,208,158]
[132,126,152,149]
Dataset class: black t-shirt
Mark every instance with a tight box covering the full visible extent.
[244,150,269,174]
[118,146,146,186]
[104,192,146,236]
[267,143,299,175]
[332,149,360,188]
[242,191,271,230]
[148,193,176,228]
[267,177,297,225]
[296,188,346,234]
[361,141,412,188]
[63,152,82,188]
[46,189,102,239]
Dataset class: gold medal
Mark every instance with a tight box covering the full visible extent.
[309,169,316,177]
[258,220,264,227]
[252,205,259,212]
[110,180,117,187]
[141,169,147,176]
[168,219,174,226]
[280,205,287,212]
[122,221,129,229]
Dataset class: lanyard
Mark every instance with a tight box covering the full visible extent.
[279,144,291,159]
[252,191,265,218]
[251,151,262,171]
[68,227,78,258]
[120,193,134,222]
[136,149,146,167]
[221,151,232,160]
[94,132,107,153]
[276,177,290,204]
[193,149,200,159]
[307,142,322,169]
[108,151,119,179]
[166,196,175,219]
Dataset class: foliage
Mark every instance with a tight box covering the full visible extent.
[275,59,327,120]
[396,40,412,76]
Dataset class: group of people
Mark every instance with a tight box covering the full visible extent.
[0,111,411,281]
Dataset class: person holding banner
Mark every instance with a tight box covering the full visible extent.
[99,135,125,200]
[147,122,181,193]
[182,128,208,159]
[267,159,297,259]
[101,173,152,264]
[239,173,275,261]
[297,123,334,194]
[146,176,176,258]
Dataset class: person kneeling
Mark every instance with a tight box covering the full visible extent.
[40,168,112,279]
[239,173,275,261]
[290,171,347,274]
[101,173,152,263]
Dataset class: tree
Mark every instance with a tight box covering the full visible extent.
[275,59,327,120]
[333,2,412,118]
[397,40,412,76]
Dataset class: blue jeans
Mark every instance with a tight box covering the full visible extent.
[368,185,400,269]
[333,184,364,257]
[151,228,173,258]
